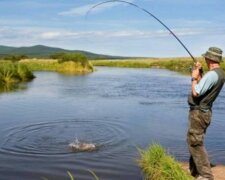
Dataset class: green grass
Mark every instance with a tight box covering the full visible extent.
[20,59,94,74]
[41,170,99,180]
[92,57,225,74]
[0,58,94,92]
[0,62,35,85]
[138,144,193,180]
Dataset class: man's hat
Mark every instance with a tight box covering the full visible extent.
[202,47,223,63]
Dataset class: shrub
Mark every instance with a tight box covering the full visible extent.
[17,64,35,81]
[58,53,89,67]
[49,52,66,60]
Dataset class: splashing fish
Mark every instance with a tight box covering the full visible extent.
[69,138,96,152]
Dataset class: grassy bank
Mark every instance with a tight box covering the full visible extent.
[20,59,94,74]
[138,144,193,180]
[0,58,94,92]
[92,57,225,74]
[0,62,35,92]
[0,62,35,85]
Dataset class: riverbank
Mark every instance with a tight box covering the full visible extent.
[0,62,35,92]
[92,57,225,74]
[138,144,193,180]
[0,59,94,92]
[20,59,94,74]
[139,144,225,180]
[181,163,225,180]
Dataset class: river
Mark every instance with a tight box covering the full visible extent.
[0,67,225,180]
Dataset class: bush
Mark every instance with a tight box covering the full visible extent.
[49,52,66,59]
[17,64,35,81]
[57,53,89,67]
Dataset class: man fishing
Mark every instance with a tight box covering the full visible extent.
[187,47,225,180]
[87,1,225,179]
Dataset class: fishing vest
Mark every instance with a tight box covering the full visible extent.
[188,68,225,110]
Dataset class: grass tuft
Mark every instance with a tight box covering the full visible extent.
[138,144,193,180]
[67,171,75,180]
[0,62,35,85]
[87,169,99,180]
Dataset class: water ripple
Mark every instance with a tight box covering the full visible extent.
[0,118,129,157]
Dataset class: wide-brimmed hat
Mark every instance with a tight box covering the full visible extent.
[202,47,223,63]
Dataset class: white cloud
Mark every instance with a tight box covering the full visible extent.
[59,0,134,17]
[40,32,62,39]
[167,19,212,29]
[0,26,223,42]
[39,29,190,40]
[59,3,96,16]
[1,26,225,56]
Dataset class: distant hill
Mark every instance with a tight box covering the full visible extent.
[0,45,131,60]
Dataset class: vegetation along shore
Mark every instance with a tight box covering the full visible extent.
[138,144,193,180]
[1,55,225,92]
[0,62,35,92]
[139,144,225,180]
[0,53,94,92]
[92,57,225,74]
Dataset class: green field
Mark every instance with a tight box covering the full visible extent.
[92,57,225,74]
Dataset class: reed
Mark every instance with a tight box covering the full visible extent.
[42,170,99,180]
[0,62,35,85]
[138,144,193,180]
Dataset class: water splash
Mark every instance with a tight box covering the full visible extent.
[69,138,96,152]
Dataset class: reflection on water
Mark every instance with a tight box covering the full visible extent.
[0,82,27,93]
[0,67,225,180]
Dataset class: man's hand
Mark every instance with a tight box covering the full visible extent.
[192,62,202,81]
[191,62,202,97]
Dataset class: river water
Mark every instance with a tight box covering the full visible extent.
[0,67,225,180]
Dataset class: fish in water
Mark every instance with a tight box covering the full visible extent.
[69,139,96,152]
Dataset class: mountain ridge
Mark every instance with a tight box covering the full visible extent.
[0,45,133,59]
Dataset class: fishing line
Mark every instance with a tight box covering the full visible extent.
[85,0,197,62]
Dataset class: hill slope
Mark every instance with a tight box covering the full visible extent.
[0,45,128,59]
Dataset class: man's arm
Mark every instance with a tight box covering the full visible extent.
[191,62,202,97]
[192,78,199,97]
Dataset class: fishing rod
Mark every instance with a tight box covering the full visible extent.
[86,0,198,64]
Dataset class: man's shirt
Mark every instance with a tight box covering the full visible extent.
[195,71,218,96]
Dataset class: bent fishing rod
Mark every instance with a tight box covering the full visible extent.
[86,0,199,64]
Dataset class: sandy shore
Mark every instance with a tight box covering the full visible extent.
[181,163,225,180]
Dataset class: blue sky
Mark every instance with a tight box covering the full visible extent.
[0,0,224,57]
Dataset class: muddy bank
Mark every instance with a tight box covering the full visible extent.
[181,163,225,180]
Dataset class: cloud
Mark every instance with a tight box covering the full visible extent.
[1,26,225,56]
[1,26,222,42]
[39,30,179,40]
[40,32,62,39]
[59,0,134,17]
[37,28,218,43]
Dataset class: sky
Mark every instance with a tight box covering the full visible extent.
[0,0,225,57]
